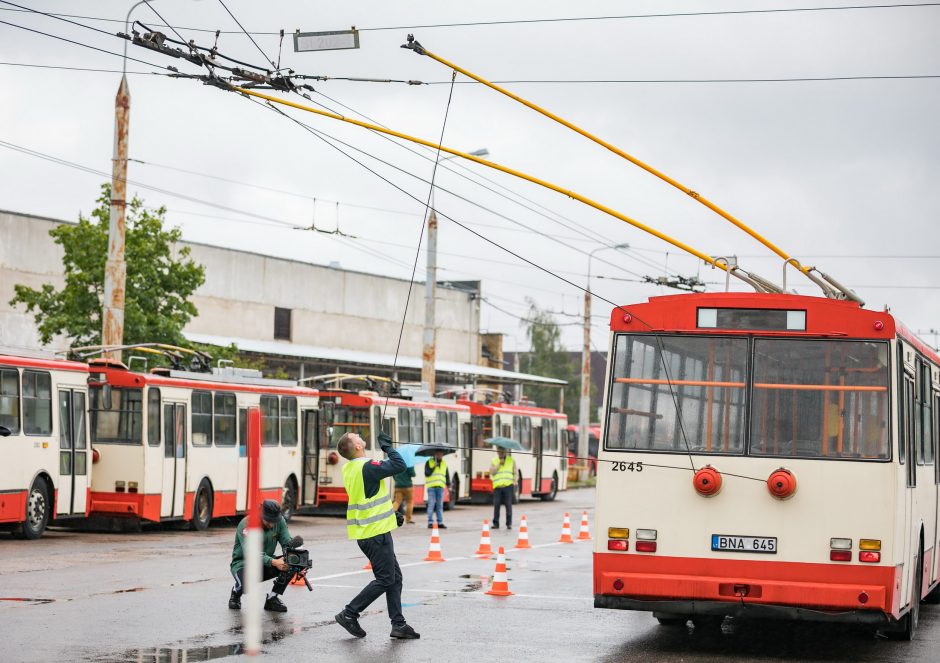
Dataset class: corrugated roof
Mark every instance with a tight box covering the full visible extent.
[184,333,567,386]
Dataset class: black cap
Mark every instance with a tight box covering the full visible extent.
[262,499,281,522]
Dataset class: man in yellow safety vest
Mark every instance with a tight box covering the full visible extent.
[334,431,420,640]
[424,449,449,529]
[491,447,516,529]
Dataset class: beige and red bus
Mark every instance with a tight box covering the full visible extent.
[0,351,90,539]
[461,398,568,503]
[86,358,319,529]
[594,293,939,639]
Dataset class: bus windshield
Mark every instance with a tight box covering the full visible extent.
[750,339,889,460]
[606,335,748,454]
[605,334,890,460]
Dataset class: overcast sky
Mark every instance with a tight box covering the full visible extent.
[1,1,938,353]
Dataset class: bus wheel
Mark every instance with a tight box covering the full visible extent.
[444,477,458,512]
[540,473,558,502]
[14,479,50,540]
[654,612,688,626]
[885,546,922,640]
[281,478,298,522]
[190,480,213,531]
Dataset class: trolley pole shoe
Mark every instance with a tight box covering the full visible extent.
[577,511,591,541]
[424,522,446,562]
[514,515,531,549]
[485,546,514,597]
[475,519,494,557]
[558,512,574,543]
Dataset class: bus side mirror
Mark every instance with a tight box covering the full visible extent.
[0,425,11,437]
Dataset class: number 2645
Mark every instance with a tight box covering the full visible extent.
[611,461,643,472]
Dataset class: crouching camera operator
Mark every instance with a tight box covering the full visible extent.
[229,499,305,613]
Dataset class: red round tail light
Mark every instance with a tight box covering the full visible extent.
[767,468,797,500]
[692,466,722,497]
[613,579,624,591]
[92,447,100,464]
[327,451,340,465]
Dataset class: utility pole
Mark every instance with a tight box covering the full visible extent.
[102,74,130,360]
[421,207,438,394]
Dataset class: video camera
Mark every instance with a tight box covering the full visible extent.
[279,535,313,591]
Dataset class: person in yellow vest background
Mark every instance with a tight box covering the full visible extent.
[334,431,420,640]
[491,447,516,529]
[424,449,449,529]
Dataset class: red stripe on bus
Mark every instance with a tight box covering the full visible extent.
[0,355,88,373]
[594,552,899,617]
[89,492,161,522]
[213,491,237,518]
[0,490,27,523]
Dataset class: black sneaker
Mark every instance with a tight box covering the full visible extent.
[506,525,512,530]
[427,523,433,529]
[438,524,447,529]
[335,612,367,638]
[228,590,241,610]
[390,624,421,639]
[263,595,287,613]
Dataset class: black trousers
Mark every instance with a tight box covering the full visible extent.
[344,532,405,627]
[231,565,288,597]
[492,485,513,527]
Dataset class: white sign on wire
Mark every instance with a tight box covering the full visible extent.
[294,29,360,53]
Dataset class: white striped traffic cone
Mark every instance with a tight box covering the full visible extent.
[558,512,574,543]
[577,510,591,541]
[475,519,494,557]
[424,522,445,562]
[485,546,513,597]
[514,515,531,549]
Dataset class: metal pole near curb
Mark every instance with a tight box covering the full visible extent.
[245,407,262,655]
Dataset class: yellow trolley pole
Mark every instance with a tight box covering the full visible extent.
[401,36,821,286]
[235,86,773,290]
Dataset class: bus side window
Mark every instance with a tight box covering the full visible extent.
[191,390,212,447]
[22,370,52,436]
[280,396,298,446]
[0,367,20,434]
[398,408,410,443]
[238,408,247,457]
[260,395,279,446]
[147,388,161,447]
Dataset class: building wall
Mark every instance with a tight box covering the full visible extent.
[0,210,481,364]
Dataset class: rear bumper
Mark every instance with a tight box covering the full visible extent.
[89,492,161,522]
[594,552,900,620]
[593,595,891,625]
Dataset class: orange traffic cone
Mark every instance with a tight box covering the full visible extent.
[475,519,494,557]
[485,546,513,597]
[514,515,531,549]
[424,522,446,562]
[363,560,373,570]
[558,512,574,543]
[577,510,591,541]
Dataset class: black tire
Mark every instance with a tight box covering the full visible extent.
[654,613,688,626]
[512,472,521,504]
[281,477,298,522]
[540,473,559,502]
[444,476,458,511]
[885,544,922,640]
[14,478,50,540]
[190,479,213,531]
[924,581,940,604]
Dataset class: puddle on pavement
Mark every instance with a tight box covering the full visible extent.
[0,597,56,605]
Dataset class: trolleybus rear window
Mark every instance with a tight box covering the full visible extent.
[750,339,889,460]
[606,335,747,454]
[90,387,143,444]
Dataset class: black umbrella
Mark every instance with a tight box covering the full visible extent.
[415,444,457,457]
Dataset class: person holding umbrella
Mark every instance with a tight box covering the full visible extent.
[424,449,449,529]
[491,444,517,530]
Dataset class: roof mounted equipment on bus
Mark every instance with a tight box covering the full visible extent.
[67,343,213,372]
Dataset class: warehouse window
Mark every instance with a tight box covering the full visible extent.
[274,307,292,341]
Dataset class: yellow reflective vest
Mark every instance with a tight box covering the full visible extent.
[343,458,398,540]
[425,459,448,490]
[491,456,516,489]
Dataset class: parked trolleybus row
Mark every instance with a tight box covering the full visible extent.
[593,292,940,640]
[0,352,568,539]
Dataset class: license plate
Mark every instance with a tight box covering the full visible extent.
[711,534,777,554]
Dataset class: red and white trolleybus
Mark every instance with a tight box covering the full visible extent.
[0,351,90,539]
[594,293,939,639]
[86,358,320,528]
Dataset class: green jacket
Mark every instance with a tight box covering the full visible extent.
[230,516,292,572]
[393,466,416,488]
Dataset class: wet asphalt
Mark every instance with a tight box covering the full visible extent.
[1,488,938,662]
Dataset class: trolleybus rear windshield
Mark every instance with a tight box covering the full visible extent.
[605,335,890,460]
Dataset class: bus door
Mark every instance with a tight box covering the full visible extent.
[56,389,88,515]
[236,408,248,511]
[301,409,319,507]
[902,371,916,605]
[534,419,547,492]
[161,403,187,518]
[460,421,472,489]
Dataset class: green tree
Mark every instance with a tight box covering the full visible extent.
[11,184,205,348]
[519,299,585,422]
